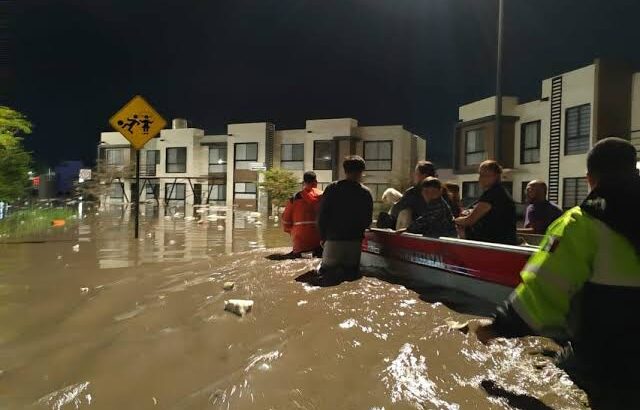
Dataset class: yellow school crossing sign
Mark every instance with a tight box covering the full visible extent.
[109,95,167,149]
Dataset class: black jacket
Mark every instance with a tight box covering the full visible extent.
[317,180,373,241]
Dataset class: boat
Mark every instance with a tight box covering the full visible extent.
[360,228,537,304]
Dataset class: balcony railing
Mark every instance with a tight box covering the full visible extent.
[140,164,157,177]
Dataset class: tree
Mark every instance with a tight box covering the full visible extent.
[0,107,33,203]
[259,168,300,209]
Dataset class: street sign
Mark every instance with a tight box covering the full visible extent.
[79,169,92,181]
[109,95,167,150]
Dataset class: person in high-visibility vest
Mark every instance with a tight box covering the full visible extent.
[281,171,323,258]
[475,137,640,401]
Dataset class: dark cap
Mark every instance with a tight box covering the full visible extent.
[416,161,436,177]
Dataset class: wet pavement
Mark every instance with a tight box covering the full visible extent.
[0,205,590,409]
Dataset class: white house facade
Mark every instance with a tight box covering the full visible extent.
[98,118,426,213]
[451,59,640,209]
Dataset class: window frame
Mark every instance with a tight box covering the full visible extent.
[105,148,124,166]
[234,143,259,170]
[520,121,541,164]
[365,183,390,202]
[562,177,589,209]
[363,140,393,171]
[462,181,482,207]
[313,140,333,171]
[564,104,591,155]
[280,143,305,170]
[208,144,228,174]
[208,184,226,202]
[464,128,486,166]
[165,147,187,173]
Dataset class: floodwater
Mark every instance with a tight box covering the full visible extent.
[0,205,590,409]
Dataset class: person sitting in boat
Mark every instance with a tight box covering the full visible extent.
[473,138,640,406]
[454,160,517,245]
[444,182,463,218]
[389,161,437,229]
[517,180,563,235]
[281,171,323,258]
[376,188,402,229]
[401,177,456,238]
[317,156,373,281]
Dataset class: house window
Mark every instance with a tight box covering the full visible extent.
[208,184,226,202]
[313,140,333,170]
[562,177,589,209]
[365,183,390,202]
[364,141,393,171]
[234,143,258,170]
[520,121,541,164]
[565,104,591,155]
[165,183,186,208]
[462,181,481,207]
[145,182,159,200]
[145,150,159,176]
[105,148,124,166]
[317,182,331,191]
[234,182,257,199]
[166,147,187,173]
[465,129,487,166]
[209,145,227,174]
[281,144,304,170]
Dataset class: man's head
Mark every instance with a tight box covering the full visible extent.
[303,171,317,188]
[421,177,443,203]
[413,161,437,184]
[587,137,639,188]
[478,160,503,190]
[444,182,460,202]
[525,180,547,203]
[343,155,366,182]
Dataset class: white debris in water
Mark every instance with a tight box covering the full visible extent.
[152,396,158,405]
[72,244,80,252]
[80,287,89,294]
[249,212,261,218]
[223,282,235,291]
[217,225,224,231]
[399,299,418,308]
[297,300,308,306]
[245,350,282,372]
[36,381,91,410]
[57,255,63,260]
[339,319,358,329]
[381,344,460,409]
[114,305,146,322]
[224,299,254,317]
[254,221,262,226]
[168,240,176,245]
[302,283,321,292]
[184,216,196,221]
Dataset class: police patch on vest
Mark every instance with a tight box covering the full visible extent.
[542,236,561,253]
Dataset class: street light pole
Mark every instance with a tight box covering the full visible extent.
[494,0,504,163]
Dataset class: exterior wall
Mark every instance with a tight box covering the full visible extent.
[98,118,426,207]
[458,96,519,122]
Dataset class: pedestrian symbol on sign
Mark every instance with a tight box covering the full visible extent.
[117,115,141,134]
[109,95,167,150]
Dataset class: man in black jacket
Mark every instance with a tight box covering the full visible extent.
[317,156,373,280]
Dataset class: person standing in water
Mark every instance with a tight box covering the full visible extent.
[518,180,563,235]
[281,171,323,259]
[317,156,373,281]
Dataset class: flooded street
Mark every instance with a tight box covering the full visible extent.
[0,206,588,409]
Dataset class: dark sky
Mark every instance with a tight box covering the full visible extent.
[6,0,640,168]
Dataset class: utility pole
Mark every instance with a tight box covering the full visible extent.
[495,0,504,163]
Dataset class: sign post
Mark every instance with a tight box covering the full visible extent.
[109,95,167,239]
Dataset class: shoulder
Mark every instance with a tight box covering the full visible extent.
[547,206,592,237]
[359,183,371,193]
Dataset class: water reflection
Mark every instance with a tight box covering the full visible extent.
[89,204,289,269]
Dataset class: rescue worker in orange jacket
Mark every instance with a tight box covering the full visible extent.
[282,171,323,258]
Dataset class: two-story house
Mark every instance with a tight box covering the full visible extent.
[452,59,640,209]
[98,118,426,213]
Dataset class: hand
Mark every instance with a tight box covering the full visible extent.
[320,241,325,248]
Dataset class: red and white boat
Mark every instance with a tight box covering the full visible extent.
[361,229,537,304]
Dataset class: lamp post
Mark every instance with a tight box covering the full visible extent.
[494,0,504,163]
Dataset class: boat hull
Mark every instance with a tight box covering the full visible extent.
[361,230,536,305]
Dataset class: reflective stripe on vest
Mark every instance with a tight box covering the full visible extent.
[293,221,316,226]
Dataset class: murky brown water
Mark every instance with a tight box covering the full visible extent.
[0,205,589,409]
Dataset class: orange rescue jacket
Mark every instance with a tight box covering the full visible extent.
[282,187,322,253]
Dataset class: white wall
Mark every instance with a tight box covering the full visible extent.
[458,96,519,122]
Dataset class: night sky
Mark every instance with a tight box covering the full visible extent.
[7,0,640,169]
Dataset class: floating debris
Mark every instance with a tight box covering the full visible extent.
[72,244,80,252]
[223,282,235,291]
[224,299,254,317]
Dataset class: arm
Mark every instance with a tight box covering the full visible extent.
[454,201,492,227]
[475,211,596,342]
[282,199,294,234]
[361,190,374,231]
[317,185,332,241]
[390,188,413,218]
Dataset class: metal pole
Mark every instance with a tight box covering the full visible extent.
[135,149,140,239]
[495,0,504,163]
